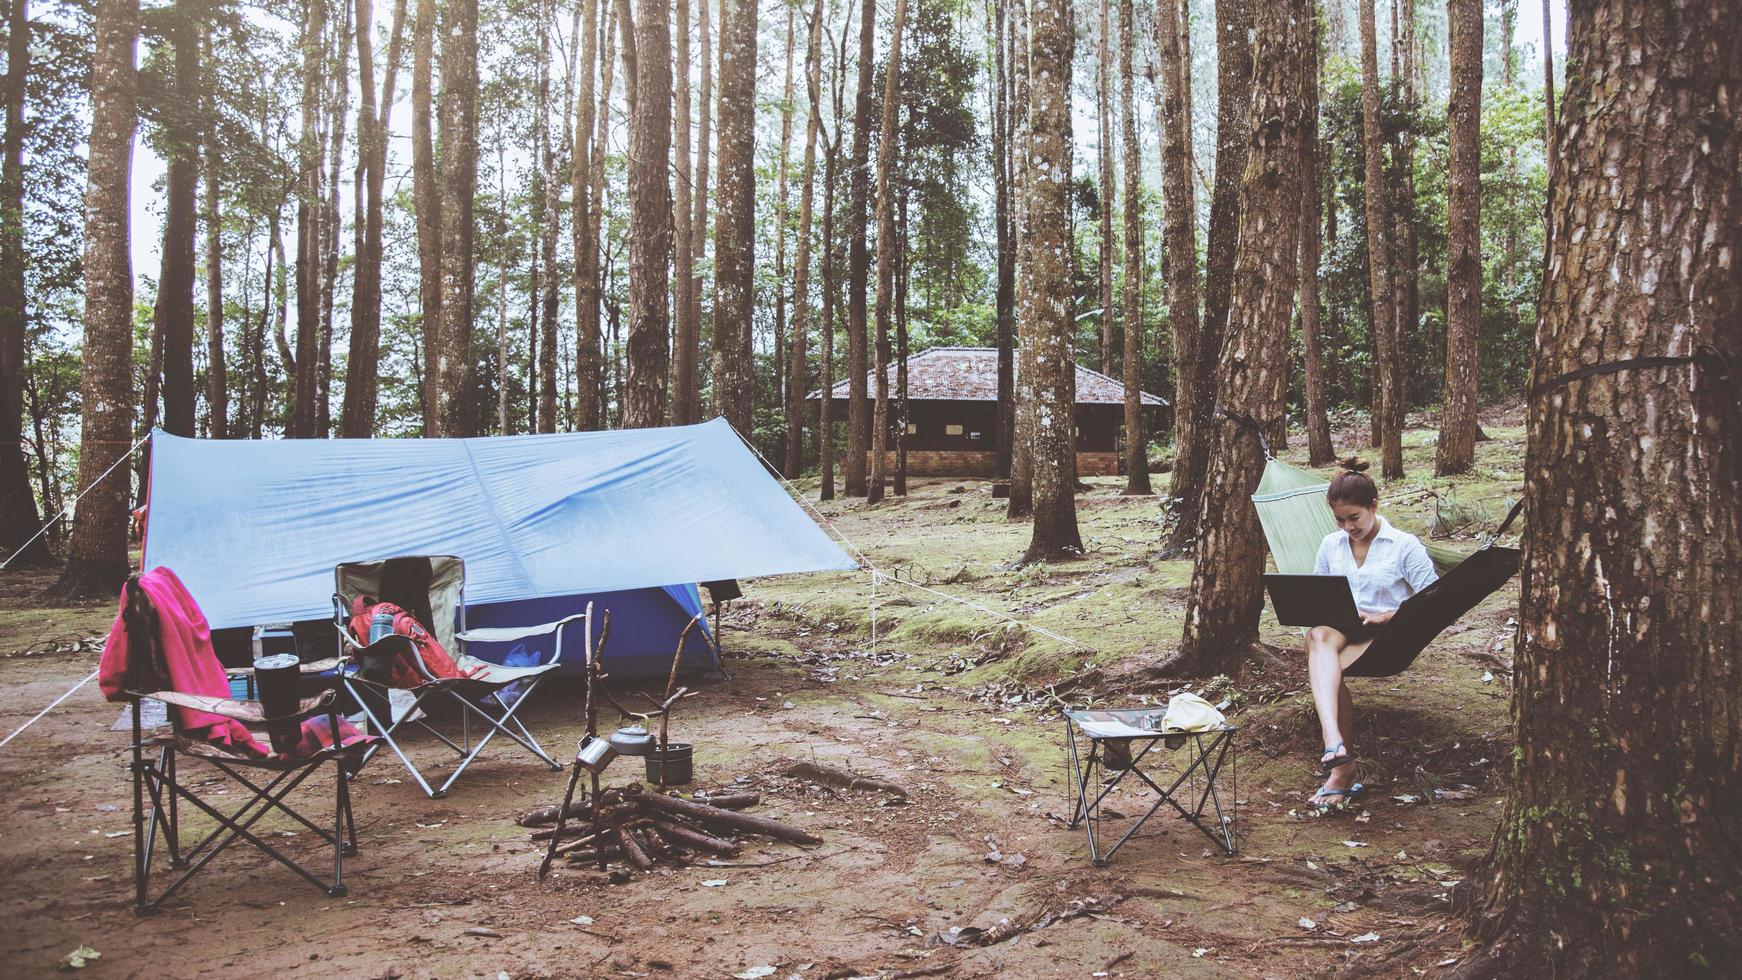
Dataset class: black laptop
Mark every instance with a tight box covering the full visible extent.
[1264,574,1366,637]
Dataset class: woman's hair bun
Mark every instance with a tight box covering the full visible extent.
[1339,456,1370,474]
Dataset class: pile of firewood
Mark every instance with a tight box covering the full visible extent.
[517,784,822,870]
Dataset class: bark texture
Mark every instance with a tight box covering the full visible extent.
[1298,4,1332,466]
[1155,0,1198,499]
[1095,0,1114,378]
[843,0,874,497]
[1118,0,1148,494]
[58,0,137,597]
[342,0,406,438]
[1435,0,1482,476]
[436,0,479,436]
[709,0,756,435]
[202,56,225,440]
[672,0,694,427]
[0,0,47,563]
[868,0,909,505]
[572,0,602,430]
[1357,0,1403,477]
[623,0,672,428]
[991,0,1014,479]
[155,8,199,438]
[785,0,823,480]
[412,0,441,432]
[1173,0,1308,673]
[291,0,325,438]
[1018,0,1081,563]
[1167,0,1248,550]
[1463,3,1742,973]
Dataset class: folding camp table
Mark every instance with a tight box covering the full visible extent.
[1063,708,1238,864]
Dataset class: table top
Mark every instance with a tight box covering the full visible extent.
[1064,707,1237,739]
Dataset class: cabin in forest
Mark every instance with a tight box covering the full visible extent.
[808,347,1167,478]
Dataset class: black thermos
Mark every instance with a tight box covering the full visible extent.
[253,652,303,754]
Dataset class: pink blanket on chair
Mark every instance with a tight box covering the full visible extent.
[100,567,269,753]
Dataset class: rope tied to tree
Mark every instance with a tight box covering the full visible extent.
[1528,343,1741,483]
[1216,407,1282,461]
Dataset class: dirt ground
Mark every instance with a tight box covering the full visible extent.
[0,417,1523,978]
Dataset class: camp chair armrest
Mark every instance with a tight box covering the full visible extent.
[131,688,339,725]
[454,612,589,647]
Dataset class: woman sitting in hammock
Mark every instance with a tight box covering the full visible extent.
[1306,458,1438,808]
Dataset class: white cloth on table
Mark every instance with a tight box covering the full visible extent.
[1312,515,1438,616]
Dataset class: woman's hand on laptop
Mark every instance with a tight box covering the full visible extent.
[1359,609,1396,625]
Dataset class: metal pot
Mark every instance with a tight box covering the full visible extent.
[645,742,694,785]
[608,726,655,757]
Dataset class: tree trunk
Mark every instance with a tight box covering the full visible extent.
[1005,0,1033,519]
[436,0,479,436]
[1435,0,1481,476]
[894,189,908,497]
[57,0,137,598]
[676,0,712,427]
[1118,0,1148,495]
[292,0,325,439]
[342,0,406,438]
[868,0,908,506]
[1095,0,1114,379]
[156,6,199,439]
[1357,0,1402,476]
[539,0,562,433]
[818,26,844,501]
[1298,5,1332,466]
[202,31,226,441]
[773,6,796,437]
[1155,0,1198,500]
[1172,0,1309,673]
[1166,0,1248,552]
[412,0,441,434]
[317,0,352,438]
[785,0,823,480]
[0,0,48,564]
[672,0,693,426]
[572,0,603,430]
[1019,0,1080,562]
[842,0,875,497]
[1388,0,1417,469]
[991,0,1014,480]
[1464,3,1742,972]
[708,0,756,435]
[623,0,672,428]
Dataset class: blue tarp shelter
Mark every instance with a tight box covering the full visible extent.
[143,418,858,677]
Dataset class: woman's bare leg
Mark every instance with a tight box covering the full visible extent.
[1305,626,1349,766]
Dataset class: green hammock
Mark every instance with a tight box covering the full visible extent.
[1251,458,1467,575]
[1250,456,1521,677]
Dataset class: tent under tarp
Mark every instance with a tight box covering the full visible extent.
[143,418,858,677]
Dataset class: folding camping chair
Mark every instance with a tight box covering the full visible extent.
[332,555,588,799]
[119,579,367,914]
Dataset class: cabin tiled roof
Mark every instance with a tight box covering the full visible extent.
[806,347,1167,406]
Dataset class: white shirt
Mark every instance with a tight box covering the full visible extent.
[1312,516,1438,615]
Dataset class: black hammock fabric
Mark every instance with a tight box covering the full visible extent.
[1345,544,1521,678]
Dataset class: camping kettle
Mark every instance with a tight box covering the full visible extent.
[608,726,655,757]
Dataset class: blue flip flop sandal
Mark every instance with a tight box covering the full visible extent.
[1320,741,1352,773]
[1308,782,1365,810]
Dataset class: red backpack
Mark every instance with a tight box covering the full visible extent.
[347,596,476,687]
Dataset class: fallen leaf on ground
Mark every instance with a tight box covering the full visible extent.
[701,879,728,888]
[733,967,777,979]
[1298,917,1317,931]
[463,927,500,938]
[59,945,101,970]
[1350,932,1381,943]
[1342,840,1368,848]
[568,915,593,926]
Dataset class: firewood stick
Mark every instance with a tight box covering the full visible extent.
[616,824,654,870]
[694,791,761,810]
[782,760,909,798]
[652,818,742,856]
[563,845,623,864]
[630,790,823,845]
[519,798,595,827]
[551,832,604,855]
[634,825,667,859]
[531,821,598,841]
